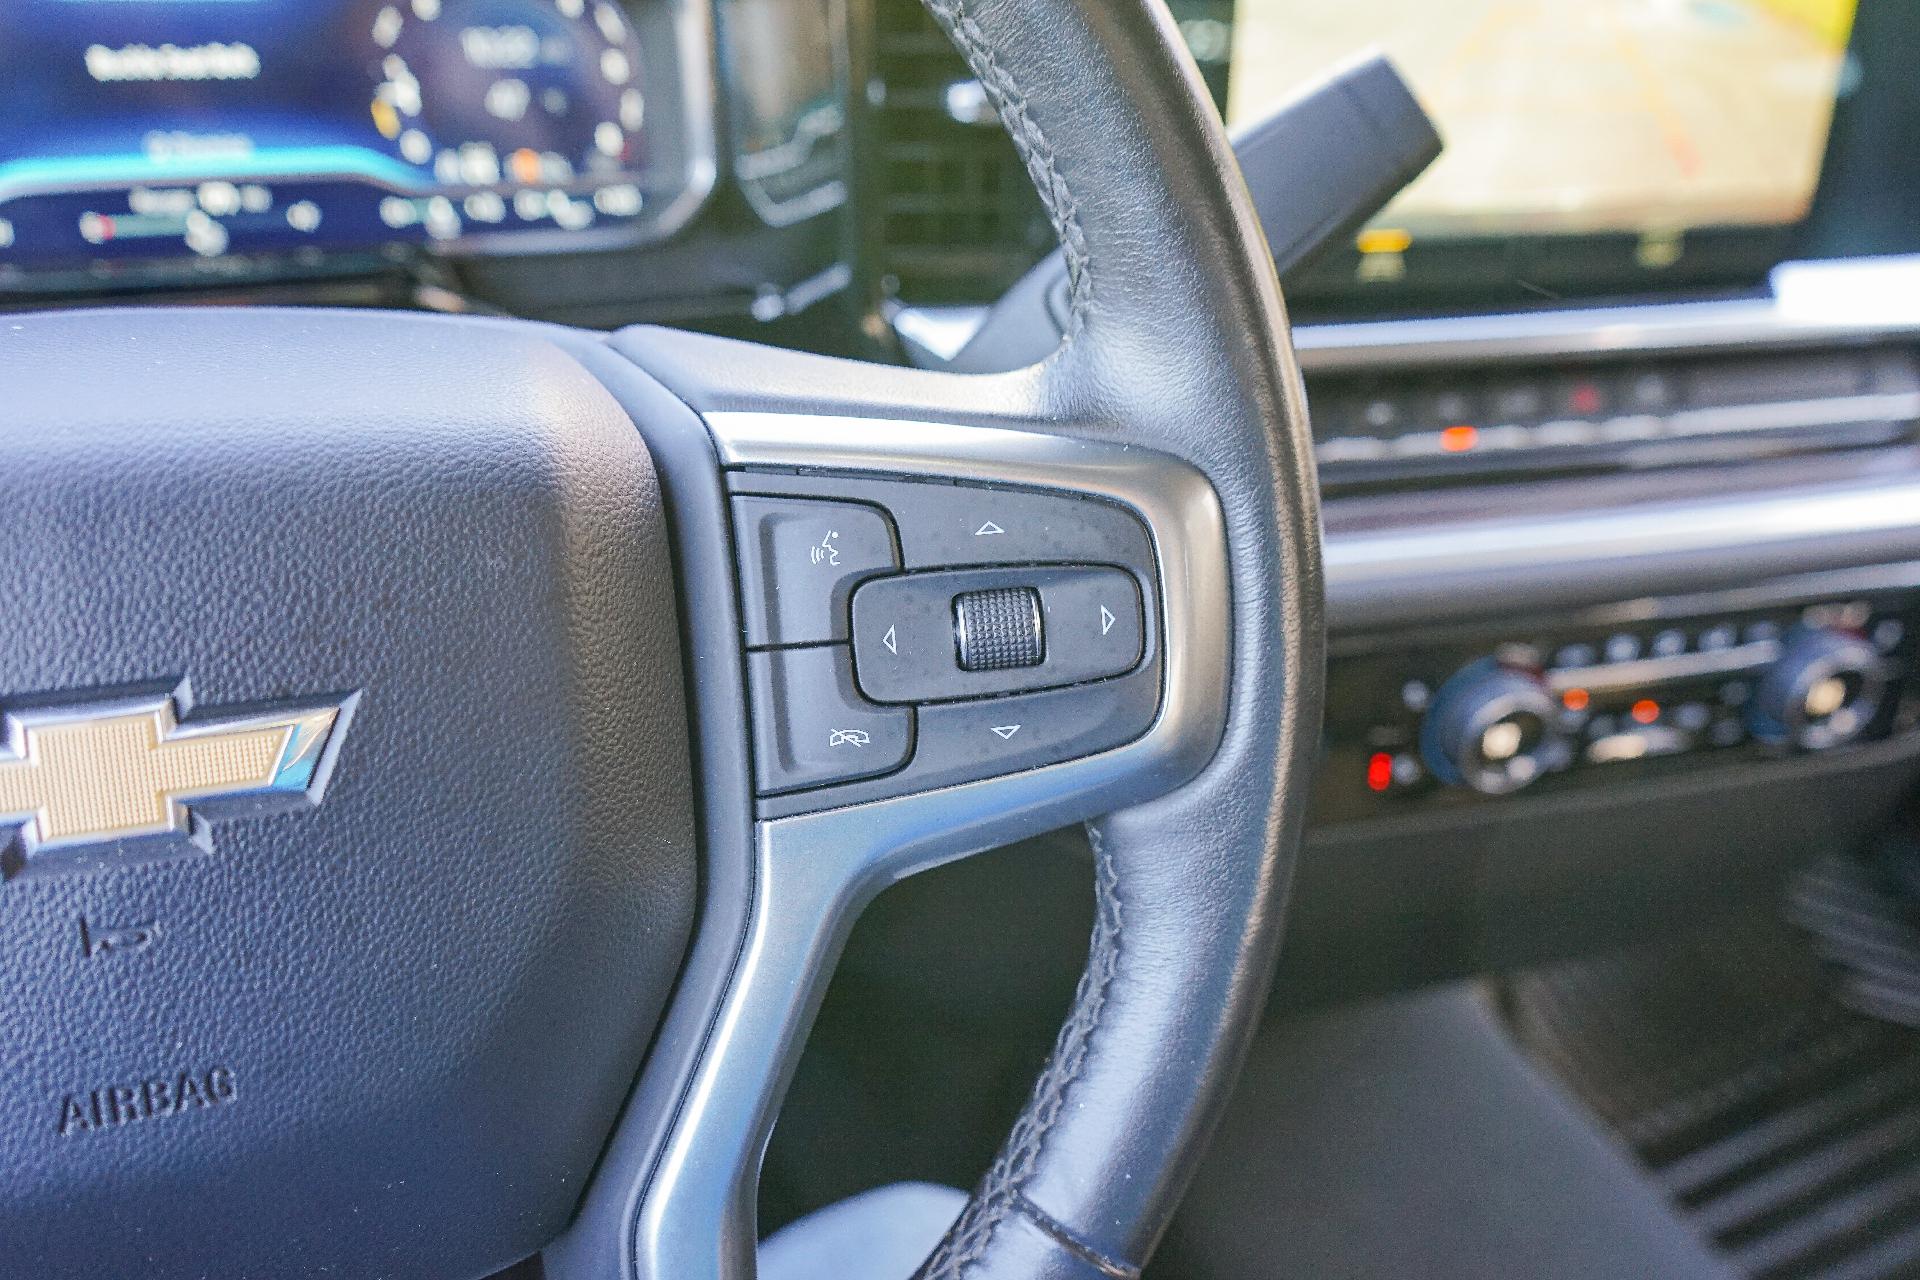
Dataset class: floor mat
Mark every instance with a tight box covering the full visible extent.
[1506,908,1920,1280]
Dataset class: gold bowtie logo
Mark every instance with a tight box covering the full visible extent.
[0,685,355,874]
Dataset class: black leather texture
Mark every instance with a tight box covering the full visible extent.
[616,0,1325,1274]
[0,309,697,1279]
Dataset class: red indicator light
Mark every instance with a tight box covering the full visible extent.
[1568,382,1603,416]
[1367,752,1394,792]
[1562,688,1590,712]
[1630,699,1660,725]
[1440,425,1479,453]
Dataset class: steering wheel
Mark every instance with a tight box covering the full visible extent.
[0,0,1322,1276]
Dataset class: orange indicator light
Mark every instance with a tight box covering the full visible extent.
[1562,688,1590,712]
[1630,699,1661,725]
[1357,227,1413,255]
[1440,425,1479,453]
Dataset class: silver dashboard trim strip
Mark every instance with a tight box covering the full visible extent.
[1545,640,1783,696]
[1325,475,1920,631]
[1292,297,1920,372]
[1327,479,1920,582]
[896,259,1920,375]
[1294,257,1920,371]
[1664,391,1920,437]
[628,411,1231,1280]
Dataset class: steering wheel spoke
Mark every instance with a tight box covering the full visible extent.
[550,329,1232,1278]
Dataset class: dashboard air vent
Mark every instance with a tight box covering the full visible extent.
[867,0,1054,304]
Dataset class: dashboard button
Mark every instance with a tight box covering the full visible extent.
[1625,371,1675,412]
[1489,383,1546,422]
[733,497,898,646]
[1651,629,1688,657]
[1599,414,1666,442]
[1316,437,1389,463]
[1553,643,1598,668]
[1603,633,1641,662]
[1359,395,1401,433]
[747,646,912,794]
[1700,624,1739,651]
[1556,377,1612,419]
[1390,431,1447,457]
[1476,425,1532,451]
[1587,726,1687,764]
[1534,419,1599,447]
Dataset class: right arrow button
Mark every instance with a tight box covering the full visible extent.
[1036,567,1144,685]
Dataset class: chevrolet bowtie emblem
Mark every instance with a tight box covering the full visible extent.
[0,683,357,875]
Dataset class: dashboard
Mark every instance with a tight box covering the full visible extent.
[0,0,849,324]
[3,0,1920,1083]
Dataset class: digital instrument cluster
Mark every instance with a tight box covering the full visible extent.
[0,0,717,278]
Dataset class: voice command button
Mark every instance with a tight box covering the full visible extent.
[732,496,899,647]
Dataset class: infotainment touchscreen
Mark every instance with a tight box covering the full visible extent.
[1219,0,1860,300]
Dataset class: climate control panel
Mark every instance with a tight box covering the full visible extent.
[1317,581,1920,822]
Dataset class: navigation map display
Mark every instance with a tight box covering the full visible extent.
[1228,0,1859,245]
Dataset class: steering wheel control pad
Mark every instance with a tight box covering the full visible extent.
[851,566,1144,703]
[728,471,1163,817]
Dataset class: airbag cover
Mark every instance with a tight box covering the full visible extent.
[0,310,696,1279]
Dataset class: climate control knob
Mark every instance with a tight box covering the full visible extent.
[1420,659,1568,794]
[1749,626,1890,750]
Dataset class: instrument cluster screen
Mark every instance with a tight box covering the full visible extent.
[0,0,709,273]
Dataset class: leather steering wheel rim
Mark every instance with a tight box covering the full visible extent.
[909,1,1325,1272]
